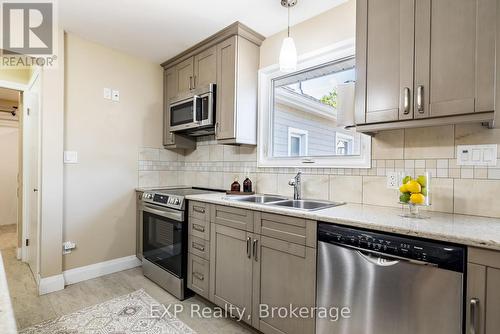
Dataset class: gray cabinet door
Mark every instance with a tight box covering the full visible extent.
[467,263,486,334]
[415,0,495,118]
[194,46,217,89]
[252,235,316,334]
[209,223,253,325]
[175,57,194,95]
[357,0,415,124]
[216,36,237,140]
[163,66,177,146]
[486,268,500,334]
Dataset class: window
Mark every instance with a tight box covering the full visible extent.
[287,127,308,156]
[258,42,371,168]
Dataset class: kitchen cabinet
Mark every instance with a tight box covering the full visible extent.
[355,0,497,132]
[194,46,217,89]
[252,235,316,334]
[175,57,194,95]
[208,205,317,333]
[163,66,196,149]
[162,22,264,146]
[467,247,500,334]
[215,35,260,144]
[209,223,254,324]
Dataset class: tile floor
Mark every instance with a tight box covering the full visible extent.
[0,225,255,333]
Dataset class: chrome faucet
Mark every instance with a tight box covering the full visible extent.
[288,171,302,200]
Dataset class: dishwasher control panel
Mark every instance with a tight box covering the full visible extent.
[318,223,465,273]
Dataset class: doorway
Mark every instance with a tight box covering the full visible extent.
[0,71,41,284]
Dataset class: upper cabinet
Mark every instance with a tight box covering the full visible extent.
[355,0,498,132]
[194,46,217,89]
[161,22,264,148]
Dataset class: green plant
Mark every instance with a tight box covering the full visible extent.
[320,89,338,108]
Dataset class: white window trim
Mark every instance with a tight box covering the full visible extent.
[287,127,308,156]
[257,39,371,168]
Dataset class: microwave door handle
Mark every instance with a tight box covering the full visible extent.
[193,95,200,124]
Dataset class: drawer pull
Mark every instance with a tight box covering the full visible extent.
[403,87,411,114]
[192,242,205,252]
[193,272,204,281]
[416,85,424,114]
[192,224,205,233]
[193,206,206,214]
[470,298,479,334]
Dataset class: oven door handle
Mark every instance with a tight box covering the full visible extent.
[141,203,184,222]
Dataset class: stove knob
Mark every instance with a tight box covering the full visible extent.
[175,199,181,205]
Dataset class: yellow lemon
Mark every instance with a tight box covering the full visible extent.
[410,193,426,205]
[399,184,408,193]
[405,180,422,194]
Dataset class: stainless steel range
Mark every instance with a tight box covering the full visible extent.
[138,187,218,300]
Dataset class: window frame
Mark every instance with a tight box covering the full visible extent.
[287,127,308,157]
[257,39,371,168]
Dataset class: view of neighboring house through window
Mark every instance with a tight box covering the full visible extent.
[271,57,363,158]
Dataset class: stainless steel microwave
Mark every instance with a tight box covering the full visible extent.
[169,84,215,133]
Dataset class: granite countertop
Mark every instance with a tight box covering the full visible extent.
[185,192,500,251]
[0,253,17,334]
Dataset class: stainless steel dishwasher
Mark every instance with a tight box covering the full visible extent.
[317,223,465,334]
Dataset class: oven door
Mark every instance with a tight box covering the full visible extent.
[170,96,202,132]
[141,203,185,278]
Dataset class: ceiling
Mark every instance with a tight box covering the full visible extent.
[59,0,348,63]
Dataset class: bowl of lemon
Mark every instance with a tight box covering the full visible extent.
[398,172,431,218]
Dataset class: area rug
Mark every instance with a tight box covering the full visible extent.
[19,289,196,334]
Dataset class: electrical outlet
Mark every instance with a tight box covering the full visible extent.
[386,171,399,189]
[103,88,111,100]
[112,89,120,102]
[63,241,76,255]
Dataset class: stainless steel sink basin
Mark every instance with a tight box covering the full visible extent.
[270,199,345,211]
[233,195,288,204]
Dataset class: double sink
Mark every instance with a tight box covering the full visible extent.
[229,195,345,211]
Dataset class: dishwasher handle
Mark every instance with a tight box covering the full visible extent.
[357,251,400,267]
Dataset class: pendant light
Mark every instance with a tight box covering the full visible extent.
[279,0,298,72]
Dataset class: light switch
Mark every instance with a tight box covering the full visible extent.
[64,151,78,164]
[112,89,120,102]
[457,145,497,166]
[103,88,111,100]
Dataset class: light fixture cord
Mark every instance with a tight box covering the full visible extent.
[287,4,290,37]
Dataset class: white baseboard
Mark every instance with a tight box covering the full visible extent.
[16,248,21,260]
[38,274,65,295]
[63,255,142,286]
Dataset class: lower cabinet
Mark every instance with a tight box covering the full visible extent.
[467,247,500,334]
[253,235,316,334]
[209,223,254,324]
[209,218,316,333]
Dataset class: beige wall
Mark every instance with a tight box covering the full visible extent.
[259,0,356,68]
[63,33,163,271]
[0,123,18,226]
[139,0,500,219]
[0,67,32,85]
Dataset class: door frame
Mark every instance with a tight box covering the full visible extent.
[22,68,42,277]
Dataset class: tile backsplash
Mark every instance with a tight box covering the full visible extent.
[138,123,500,218]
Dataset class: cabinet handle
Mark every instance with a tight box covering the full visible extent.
[192,242,205,252]
[416,85,424,114]
[215,122,219,136]
[403,87,411,115]
[246,237,252,258]
[193,272,204,281]
[193,75,197,89]
[193,206,205,214]
[253,239,258,261]
[189,76,193,90]
[470,298,479,334]
[192,224,205,233]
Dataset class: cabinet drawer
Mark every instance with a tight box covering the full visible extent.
[189,236,209,260]
[189,217,209,240]
[212,205,254,231]
[187,253,209,299]
[189,201,210,221]
[255,212,316,248]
